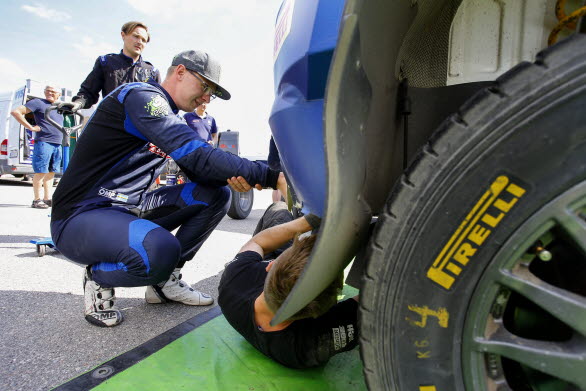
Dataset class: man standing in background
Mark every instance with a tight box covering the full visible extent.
[66,21,160,111]
[10,85,63,209]
[184,102,218,146]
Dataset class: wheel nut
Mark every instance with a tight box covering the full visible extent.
[536,247,552,261]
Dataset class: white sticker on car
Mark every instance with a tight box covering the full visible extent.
[274,0,295,62]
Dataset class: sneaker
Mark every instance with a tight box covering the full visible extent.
[43,199,52,207]
[31,200,49,209]
[145,268,213,306]
[83,267,123,327]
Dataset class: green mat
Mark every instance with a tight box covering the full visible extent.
[95,316,365,391]
[56,287,366,391]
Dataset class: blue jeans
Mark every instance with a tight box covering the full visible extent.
[32,141,62,173]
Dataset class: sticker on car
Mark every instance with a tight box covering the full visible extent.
[273,0,295,61]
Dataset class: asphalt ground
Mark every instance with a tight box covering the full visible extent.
[0,175,275,391]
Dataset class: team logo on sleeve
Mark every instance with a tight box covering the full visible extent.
[145,95,170,117]
[148,143,169,158]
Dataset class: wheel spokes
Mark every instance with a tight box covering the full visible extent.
[464,183,586,391]
[496,267,586,336]
[555,207,586,257]
[473,327,586,389]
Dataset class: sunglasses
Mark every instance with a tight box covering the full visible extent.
[187,70,217,100]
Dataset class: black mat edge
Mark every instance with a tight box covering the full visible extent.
[52,306,222,391]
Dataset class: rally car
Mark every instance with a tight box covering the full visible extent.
[269,0,586,390]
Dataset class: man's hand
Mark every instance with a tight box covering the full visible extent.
[227,176,262,193]
[276,172,287,201]
[57,101,82,113]
[30,125,41,132]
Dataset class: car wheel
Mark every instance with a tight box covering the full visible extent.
[360,35,586,391]
[228,188,254,219]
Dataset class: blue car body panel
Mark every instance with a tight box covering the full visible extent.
[269,0,345,216]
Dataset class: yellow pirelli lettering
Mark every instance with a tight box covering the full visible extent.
[419,386,437,391]
[427,176,526,290]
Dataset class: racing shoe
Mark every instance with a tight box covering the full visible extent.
[145,268,213,306]
[83,267,123,327]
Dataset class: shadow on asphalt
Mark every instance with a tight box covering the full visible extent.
[0,271,224,391]
[215,208,267,235]
[14,248,86,269]
[0,178,32,186]
[0,235,43,244]
[0,235,55,257]
[15,249,58,258]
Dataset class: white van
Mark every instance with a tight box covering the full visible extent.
[0,79,74,177]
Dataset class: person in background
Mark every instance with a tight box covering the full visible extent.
[10,85,63,209]
[184,102,218,146]
[66,21,160,112]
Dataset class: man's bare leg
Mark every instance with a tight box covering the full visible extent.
[32,173,45,200]
[43,172,55,201]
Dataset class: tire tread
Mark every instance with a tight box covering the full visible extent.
[359,34,586,391]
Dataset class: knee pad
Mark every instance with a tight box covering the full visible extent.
[128,220,180,284]
[144,232,181,284]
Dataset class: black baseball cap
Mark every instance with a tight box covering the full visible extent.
[172,50,231,100]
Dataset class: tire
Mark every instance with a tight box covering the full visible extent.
[227,188,254,219]
[360,35,586,391]
[37,244,46,257]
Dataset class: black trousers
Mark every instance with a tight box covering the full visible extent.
[253,201,294,260]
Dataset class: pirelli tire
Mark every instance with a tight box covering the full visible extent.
[227,188,254,219]
[359,35,586,391]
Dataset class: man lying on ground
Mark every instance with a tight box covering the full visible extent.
[218,187,359,368]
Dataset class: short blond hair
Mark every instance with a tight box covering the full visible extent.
[264,234,343,321]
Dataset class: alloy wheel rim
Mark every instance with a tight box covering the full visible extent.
[462,180,586,391]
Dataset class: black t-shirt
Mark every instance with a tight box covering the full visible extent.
[218,251,359,369]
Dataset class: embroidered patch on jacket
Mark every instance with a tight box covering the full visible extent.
[145,94,170,117]
[98,187,129,203]
[136,68,153,82]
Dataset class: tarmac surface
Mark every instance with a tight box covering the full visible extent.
[0,175,275,391]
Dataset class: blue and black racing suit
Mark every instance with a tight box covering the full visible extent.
[51,82,279,288]
[74,51,161,109]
